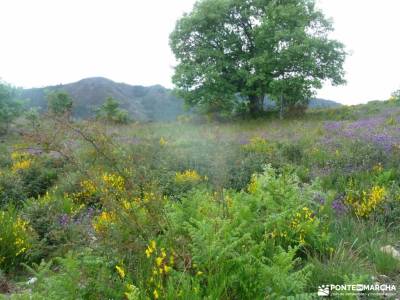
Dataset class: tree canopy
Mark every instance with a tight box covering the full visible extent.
[96,97,129,124]
[170,0,346,116]
[47,91,73,117]
[0,82,22,134]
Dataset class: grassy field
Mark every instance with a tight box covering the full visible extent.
[1,101,400,299]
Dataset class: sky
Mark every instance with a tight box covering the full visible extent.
[0,0,399,105]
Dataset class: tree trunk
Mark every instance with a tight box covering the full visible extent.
[249,95,264,116]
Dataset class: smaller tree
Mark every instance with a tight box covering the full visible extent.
[96,97,129,124]
[0,82,22,135]
[390,89,400,102]
[25,108,40,131]
[269,78,313,119]
[47,91,73,118]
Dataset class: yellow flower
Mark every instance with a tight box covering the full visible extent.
[299,232,306,245]
[243,136,271,153]
[153,289,159,299]
[80,180,97,196]
[116,265,125,279]
[155,257,163,266]
[145,240,156,258]
[161,248,166,258]
[145,248,152,258]
[126,284,135,292]
[102,172,125,192]
[164,265,171,273]
[175,170,202,183]
[159,137,167,146]
[247,175,258,194]
[12,159,32,172]
[122,199,131,210]
[10,151,33,173]
[372,163,383,173]
[347,186,386,217]
[92,211,116,233]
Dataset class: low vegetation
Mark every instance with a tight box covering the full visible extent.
[0,93,399,299]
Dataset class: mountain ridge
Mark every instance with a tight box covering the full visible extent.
[20,77,342,120]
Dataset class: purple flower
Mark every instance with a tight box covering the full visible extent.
[324,121,343,132]
[331,195,347,215]
[314,193,326,205]
[59,214,70,227]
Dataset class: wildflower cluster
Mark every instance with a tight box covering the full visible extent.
[145,240,174,299]
[71,172,125,204]
[114,264,142,299]
[70,179,98,204]
[102,172,125,193]
[124,283,140,300]
[243,136,273,153]
[92,211,116,233]
[11,151,33,173]
[247,174,259,194]
[0,210,33,270]
[346,186,386,217]
[116,265,126,279]
[269,206,318,246]
[175,169,203,184]
[290,207,316,245]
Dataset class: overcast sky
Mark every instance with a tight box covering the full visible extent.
[1,0,399,105]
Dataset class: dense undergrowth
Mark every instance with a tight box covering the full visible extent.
[0,100,400,299]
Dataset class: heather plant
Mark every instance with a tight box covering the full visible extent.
[22,191,90,258]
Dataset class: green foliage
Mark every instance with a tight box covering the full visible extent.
[22,191,91,259]
[0,154,61,207]
[0,206,37,272]
[24,108,40,130]
[165,166,326,298]
[390,88,400,102]
[308,241,370,289]
[0,171,25,207]
[0,82,22,135]
[13,251,128,300]
[170,0,346,116]
[2,101,400,298]
[96,97,130,124]
[46,91,73,116]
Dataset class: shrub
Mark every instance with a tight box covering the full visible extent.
[13,251,136,300]
[0,153,61,207]
[0,171,25,207]
[0,206,37,272]
[22,191,90,259]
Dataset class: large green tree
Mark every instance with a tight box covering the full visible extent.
[0,82,22,134]
[170,0,346,116]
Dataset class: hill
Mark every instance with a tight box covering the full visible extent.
[20,77,185,121]
[308,98,342,109]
